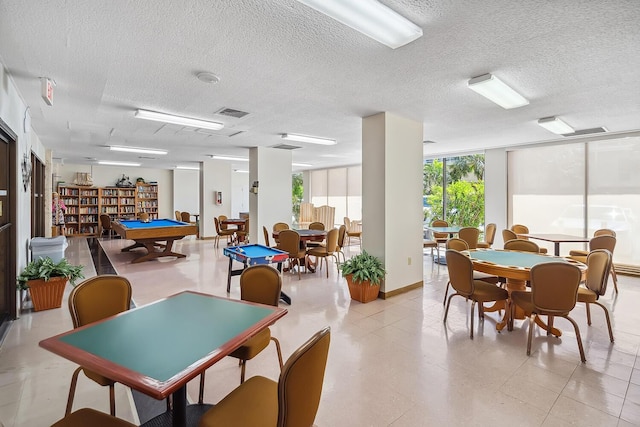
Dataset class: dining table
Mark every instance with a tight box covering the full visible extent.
[516,233,590,256]
[272,229,327,273]
[222,218,248,243]
[39,291,288,427]
[424,226,462,264]
[467,249,587,335]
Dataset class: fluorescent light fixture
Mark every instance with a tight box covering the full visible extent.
[210,155,249,162]
[135,109,224,131]
[98,160,141,167]
[233,169,249,173]
[281,133,337,145]
[297,0,422,49]
[175,165,200,170]
[537,116,575,135]
[109,145,167,155]
[292,162,313,167]
[467,73,529,109]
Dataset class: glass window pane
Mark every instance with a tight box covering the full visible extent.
[328,168,347,228]
[347,166,362,221]
[310,170,327,207]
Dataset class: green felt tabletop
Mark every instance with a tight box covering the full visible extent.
[469,250,569,268]
[59,293,276,382]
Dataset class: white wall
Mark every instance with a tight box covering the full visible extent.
[173,169,199,216]
[201,160,232,238]
[231,171,249,217]
[57,163,173,218]
[484,148,508,246]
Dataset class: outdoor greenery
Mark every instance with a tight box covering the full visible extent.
[424,155,485,227]
[340,250,386,286]
[17,257,84,290]
[292,173,303,222]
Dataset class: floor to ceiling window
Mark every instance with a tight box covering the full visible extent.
[305,166,362,227]
[508,136,640,267]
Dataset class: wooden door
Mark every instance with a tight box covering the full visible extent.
[0,118,17,323]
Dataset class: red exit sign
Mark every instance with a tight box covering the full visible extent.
[41,78,55,106]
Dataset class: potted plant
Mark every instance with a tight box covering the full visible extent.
[17,257,84,311]
[340,250,386,303]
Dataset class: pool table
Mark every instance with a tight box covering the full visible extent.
[223,244,291,304]
[112,219,198,263]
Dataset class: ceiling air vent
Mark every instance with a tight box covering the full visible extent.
[562,127,607,137]
[228,131,245,138]
[272,144,302,150]
[216,108,249,119]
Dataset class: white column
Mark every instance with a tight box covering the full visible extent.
[362,112,423,296]
[200,160,232,238]
[485,148,508,245]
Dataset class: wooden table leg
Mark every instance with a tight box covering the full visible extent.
[126,238,187,263]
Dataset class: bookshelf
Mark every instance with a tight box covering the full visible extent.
[136,184,159,219]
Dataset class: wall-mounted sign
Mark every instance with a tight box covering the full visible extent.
[41,77,55,106]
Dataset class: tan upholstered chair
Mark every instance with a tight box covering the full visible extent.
[314,205,335,230]
[504,239,540,253]
[511,224,547,254]
[344,217,362,247]
[298,202,314,229]
[306,221,326,248]
[277,230,307,280]
[335,225,347,268]
[458,227,480,249]
[100,214,114,238]
[511,262,586,362]
[66,276,132,416]
[431,219,449,261]
[175,210,181,221]
[477,223,496,248]
[52,408,136,427]
[218,215,238,232]
[442,239,500,305]
[214,217,236,247]
[576,249,614,342]
[199,265,284,403]
[569,231,619,293]
[263,226,271,247]
[306,228,339,278]
[443,250,509,339]
[272,222,289,244]
[180,211,198,237]
[138,212,150,222]
[502,228,518,244]
[198,327,331,427]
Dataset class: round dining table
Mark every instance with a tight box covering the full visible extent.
[272,229,327,273]
[466,249,587,336]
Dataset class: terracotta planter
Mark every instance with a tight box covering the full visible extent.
[27,276,68,311]
[345,274,380,303]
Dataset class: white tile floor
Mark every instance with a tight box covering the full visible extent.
[1,236,639,426]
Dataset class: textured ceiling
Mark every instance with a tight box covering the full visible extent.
[1,0,639,171]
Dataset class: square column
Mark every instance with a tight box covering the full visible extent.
[362,112,424,296]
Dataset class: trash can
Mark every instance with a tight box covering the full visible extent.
[30,236,69,263]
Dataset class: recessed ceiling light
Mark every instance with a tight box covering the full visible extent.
[196,72,220,84]
[467,73,529,109]
[210,155,249,162]
[175,165,200,170]
[98,160,141,167]
[109,145,168,155]
[281,133,337,145]
[135,109,224,131]
[537,116,575,134]
[296,0,423,49]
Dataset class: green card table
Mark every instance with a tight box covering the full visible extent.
[467,249,587,335]
[40,291,288,427]
[112,219,198,263]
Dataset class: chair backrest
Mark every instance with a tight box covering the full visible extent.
[484,223,497,245]
[431,220,448,239]
[68,275,132,328]
[313,205,335,230]
[263,226,271,247]
[309,222,325,231]
[100,214,111,230]
[511,224,529,238]
[445,249,474,296]
[458,227,480,249]
[240,265,282,307]
[589,235,616,254]
[504,239,540,253]
[336,225,346,250]
[214,217,222,234]
[594,228,616,237]
[530,262,581,314]
[278,230,301,257]
[277,327,331,427]
[585,249,612,296]
[139,212,149,221]
[502,229,518,243]
[181,211,191,222]
[299,202,314,227]
[446,238,469,251]
[324,228,339,254]
[219,215,229,230]
[175,210,181,221]
[273,222,289,232]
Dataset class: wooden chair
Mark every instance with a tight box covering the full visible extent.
[100,214,114,238]
[52,408,136,427]
[335,225,347,270]
[477,223,496,248]
[298,202,314,229]
[511,262,586,362]
[138,212,150,222]
[569,231,619,293]
[344,217,362,247]
[443,250,508,339]
[214,217,236,247]
[277,230,307,280]
[314,205,335,231]
[198,327,331,427]
[504,239,540,253]
[263,226,271,247]
[236,218,249,243]
[576,249,614,342]
[175,210,181,221]
[180,211,198,238]
[458,227,480,249]
[199,265,284,403]
[511,224,548,253]
[502,228,518,244]
[66,276,132,416]
[272,222,289,244]
[306,228,339,278]
[306,221,325,248]
[431,219,449,261]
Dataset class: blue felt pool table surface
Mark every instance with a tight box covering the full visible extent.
[223,244,288,264]
[117,219,188,229]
